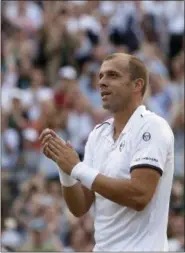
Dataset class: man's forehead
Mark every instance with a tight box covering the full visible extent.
[100,56,130,73]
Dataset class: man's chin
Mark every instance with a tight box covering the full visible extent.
[102,102,120,113]
[102,103,112,112]
[102,103,109,109]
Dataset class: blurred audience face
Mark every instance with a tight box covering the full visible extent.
[27,194,44,217]
[47,181,62,198]
[89,72,99,90]
[172,53,184,81]
[31,68,45,88]
[149,73,164,94]
[57,110,68,129]
[40,100,56,116]
[19,58,32,76]
[11,97,22,111]
[61,79,77,93]
[65,85,81,105]
[39,99,60,129]
[2,113,8,132]
[44,205,58,224]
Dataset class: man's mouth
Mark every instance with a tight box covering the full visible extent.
[101,91,112,99]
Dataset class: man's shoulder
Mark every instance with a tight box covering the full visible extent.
[89,118,113,139]
[141,110,174,141]
[95,118,113,130]
[143,110,172,129]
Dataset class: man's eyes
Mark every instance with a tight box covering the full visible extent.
[108,72,119,78]
[109,73,117,77]
[99,72,120,79]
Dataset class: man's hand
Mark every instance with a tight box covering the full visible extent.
[45,138,81,175]
[39,128,80,174]
[39,128,59,159]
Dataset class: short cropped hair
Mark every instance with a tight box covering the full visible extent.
[104,53,149,96]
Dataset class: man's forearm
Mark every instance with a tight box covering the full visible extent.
[91,174,146,211]
[71,163,147,211]
[62,182,94,217]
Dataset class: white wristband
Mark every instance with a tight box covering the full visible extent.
[71,162,99,190]
[58,167,77,187]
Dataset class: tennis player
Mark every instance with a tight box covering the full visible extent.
[40,53,174,251]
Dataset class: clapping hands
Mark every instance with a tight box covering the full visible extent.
[39,129,80,175]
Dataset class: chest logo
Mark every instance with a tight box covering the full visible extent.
[142,132,151,141]
[119,141,125,151]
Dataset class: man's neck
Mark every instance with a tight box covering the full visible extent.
[113,103,141,139]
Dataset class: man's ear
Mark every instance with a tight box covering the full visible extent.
[133,78,144,94]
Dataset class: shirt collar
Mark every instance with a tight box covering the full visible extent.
[109,105,146,136]
[119,105,146,135]
[102,105,146,139]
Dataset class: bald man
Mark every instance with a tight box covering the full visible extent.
[40,53,174,251]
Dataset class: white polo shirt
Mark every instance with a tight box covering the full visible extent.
[83,105,174,251]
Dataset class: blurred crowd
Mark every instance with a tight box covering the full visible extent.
[1,0,184,251]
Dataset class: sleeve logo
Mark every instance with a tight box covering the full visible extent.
[142,132,151,141]
[134,157,158,162]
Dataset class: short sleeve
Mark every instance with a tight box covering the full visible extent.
[130,120,173,176]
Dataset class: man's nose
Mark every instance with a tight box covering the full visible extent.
[99,81,108,89]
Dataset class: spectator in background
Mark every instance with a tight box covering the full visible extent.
[109,1,141,53]
[168,52,184,176]
[2,112,20,172]
[165,1,184,60]
[16,58,32,90]
[22,67,53,121]
[68,225,94,252]
[4,0,44,33]
[79,62,102,108]
[54,66,78,111]
[1,218,23,251]
[141,1,168,52]
[39,4,79,84]
[22,128,40,176]
[66,91,94,160]
[18,217,63,251]
[37,99,69,178]
[7,90,29,131]
[145,71,173,121]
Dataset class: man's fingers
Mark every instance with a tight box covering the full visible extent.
[48,141,61,155]
[41,134,52,147]
[49,129,57,138]
[39,128,51,141]
[39,128,57,141]
[45,147,58,162]
[50,137,66,150]
[66,140,73,149]
[54,136,66,146]
[42,143,49,155]
[49,139,62,150]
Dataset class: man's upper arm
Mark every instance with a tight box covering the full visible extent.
[129,119,173,206]
[130,167,161,208]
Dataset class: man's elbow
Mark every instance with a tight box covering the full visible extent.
[69,208,89,218]
[134,202,146,212]
[73,212,84,218]
[124,196,151,212]
[132,197,151,212]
